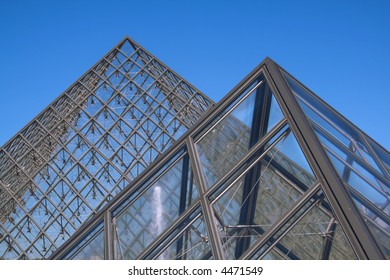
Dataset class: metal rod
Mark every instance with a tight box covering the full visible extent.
[186,137,225,259]
[264,58,384,259]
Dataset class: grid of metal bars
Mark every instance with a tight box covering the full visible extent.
[49,56,389,260]
[0,37,213,259]
[0,37,388,260]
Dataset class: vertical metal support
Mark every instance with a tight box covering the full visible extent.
[104,211,113,260]
[320,218,337,260]
[341,142,354,182]
[235,80,272,258]
[186,137,225,259]
[264,58,384,259]
[176,154,190,259]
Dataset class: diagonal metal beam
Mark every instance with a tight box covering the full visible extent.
[263,57,384,259]
[186,137,225,259]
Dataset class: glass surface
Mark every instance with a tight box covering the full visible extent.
[253,164,303,231]
[326,151,389,208]
[246,190,357,260]
[282,70,386,177]
[196,77,284,189]
[267,95,284,133]
[113,154,198,259]
[276,201,357,260]
[211,126,316,259]
[368,139,390,175]
[150,215,211,260]
[316,123,389,201]
[61,222,104,260]
[266,129,316,187]
[196,88,256,188]
[262,249,287,260]
[0,38,213,259]
[328,225,357,259]
[255,196,356,260]
[353,198,390,258]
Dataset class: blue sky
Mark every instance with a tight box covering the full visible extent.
[0,0,389,150]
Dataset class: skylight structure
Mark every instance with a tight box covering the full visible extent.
[1,38,389,260]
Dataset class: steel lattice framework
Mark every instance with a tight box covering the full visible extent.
[0,37,213,259]
[0,38,389,260]
[50,57,389,260]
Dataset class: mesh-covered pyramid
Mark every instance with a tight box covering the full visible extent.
[50,58,389,260]
[0,37,213,259]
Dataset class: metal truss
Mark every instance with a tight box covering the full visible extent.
[49,57,389,260]
[0,37,213,259]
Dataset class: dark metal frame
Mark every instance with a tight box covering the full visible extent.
[50,56,388,260]
[1,36,387,259]
[264,59,385,259]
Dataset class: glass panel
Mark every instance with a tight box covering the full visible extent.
[196,88,256,187]
[262,249,287,260]
[150,215,212,260]
[196,74,284,189]
[368,139,390,175]
[61,221,104,260]
[266,95,284,133]
[329,222,359,259]
[326,151,389,208]
[282,70,386,177]
[276,200,357,260]
[253,165,303,231]
[113,153,198,259]
[247,190,357,260]
[267,129,316,187]
[211,127,316,259]
[353,199,390,258]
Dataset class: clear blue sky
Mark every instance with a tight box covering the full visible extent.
[0,0,389,150]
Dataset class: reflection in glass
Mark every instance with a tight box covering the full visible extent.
[267,95,284,133]
[282,70,386,177]
[211,127,316,259]
[353,198,390,258]
[196,78,284,189]
[196,89,256,187]
[282,70,389,258]
[113,154,198,259]
[150,215,212,260]
[61,221,104,260]
[251,194,357,260]
[276,201,357,260]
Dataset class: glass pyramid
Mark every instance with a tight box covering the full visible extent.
[1,38,389,260]
[0,37,213,259]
